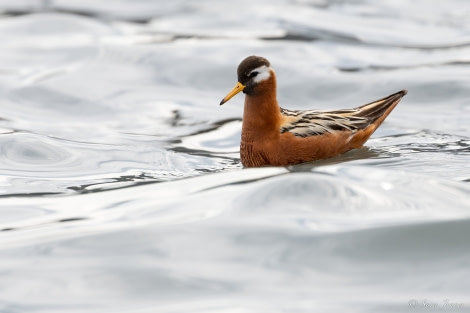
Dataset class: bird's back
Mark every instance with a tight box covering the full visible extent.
[279,90,407,138]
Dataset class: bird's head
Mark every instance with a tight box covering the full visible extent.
[220,56,274,105]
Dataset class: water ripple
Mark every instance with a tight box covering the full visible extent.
[0,130,235,196]
[0,132,78,173]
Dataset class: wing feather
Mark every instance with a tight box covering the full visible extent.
[279,90,406,137]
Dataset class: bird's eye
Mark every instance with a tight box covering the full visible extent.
[249,71,258,78]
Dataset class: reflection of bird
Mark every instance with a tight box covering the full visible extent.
[220,55,407,167]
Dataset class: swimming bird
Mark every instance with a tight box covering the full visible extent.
[220,55,407,167]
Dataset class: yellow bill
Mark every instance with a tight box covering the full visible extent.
[220,82,245,105]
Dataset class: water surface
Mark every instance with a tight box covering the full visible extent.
[0,1,469,312]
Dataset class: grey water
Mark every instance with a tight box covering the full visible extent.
[0,1,469,312]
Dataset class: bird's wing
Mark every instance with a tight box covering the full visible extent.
[280,108,369,137]
[279,90,406,137]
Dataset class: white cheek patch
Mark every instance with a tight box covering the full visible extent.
[249,65,272,83]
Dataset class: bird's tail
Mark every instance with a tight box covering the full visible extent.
[347,89,407,148]
[354,89,407,126]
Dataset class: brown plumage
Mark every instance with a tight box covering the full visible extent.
[220,55,407,167]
